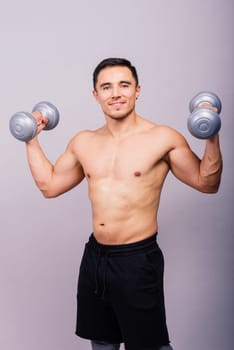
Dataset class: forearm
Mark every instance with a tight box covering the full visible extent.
[26,137,54,193]
[199,134,223,192]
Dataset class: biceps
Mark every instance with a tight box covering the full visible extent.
[168,147,202,188]
[47,152,85,197]
[55,159,84,186]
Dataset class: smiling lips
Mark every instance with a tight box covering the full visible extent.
[109,101,125,108]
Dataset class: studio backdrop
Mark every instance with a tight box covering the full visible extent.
[0,1,233,349]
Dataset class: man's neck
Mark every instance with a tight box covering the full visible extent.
[104,113,140,138]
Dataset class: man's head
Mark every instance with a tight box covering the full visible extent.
[92,58,141,121]
[93,58,139,90]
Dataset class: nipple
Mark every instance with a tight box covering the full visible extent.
[134,171,141,177]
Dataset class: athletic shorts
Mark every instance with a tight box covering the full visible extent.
[76,233,170,350]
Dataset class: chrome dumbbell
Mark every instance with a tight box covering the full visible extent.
[9,101,60,142]
[188,91,222,139]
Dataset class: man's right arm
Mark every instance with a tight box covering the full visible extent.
[26,135,85,198]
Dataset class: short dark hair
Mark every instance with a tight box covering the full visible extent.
[93,58,139,89]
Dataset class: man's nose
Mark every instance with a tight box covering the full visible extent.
[111,86,121,98]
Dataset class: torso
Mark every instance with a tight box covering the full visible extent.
[73,117,173,244]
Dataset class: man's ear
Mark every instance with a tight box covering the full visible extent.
[136,85,141,99]
[93,89,98,101]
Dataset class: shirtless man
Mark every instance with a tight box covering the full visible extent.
[25,58,222,350]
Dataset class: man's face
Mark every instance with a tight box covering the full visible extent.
[93,66,140,120]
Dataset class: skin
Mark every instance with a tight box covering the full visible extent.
[26,66,222,244]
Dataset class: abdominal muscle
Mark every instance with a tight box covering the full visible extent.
[88,177,163,244]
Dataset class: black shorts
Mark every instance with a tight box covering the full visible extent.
[76,233,170,350]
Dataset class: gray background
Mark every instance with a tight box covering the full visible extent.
[0,0,233,349]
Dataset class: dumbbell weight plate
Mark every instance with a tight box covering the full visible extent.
[187,108,221,139]
[32,101,60,130]
[9,112,38,142]
[189,91,222,114]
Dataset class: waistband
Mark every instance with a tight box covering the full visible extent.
[88,232,158,255]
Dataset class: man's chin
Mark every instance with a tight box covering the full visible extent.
[108,114,128,120]
[106,109,134,121]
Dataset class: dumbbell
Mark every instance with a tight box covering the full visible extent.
[188,91,222,139]
[9,101,60,142]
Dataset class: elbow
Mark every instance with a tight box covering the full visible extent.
[41,191,55,199]
[199,180,221,194]
[41,189,60,199]
[38,183,59,199]
[198,168,222,194]
[41,190,54,199]
[35,179,60,199]
[209,182,221,194]
[210,182,221,194]
[201,187,219,194]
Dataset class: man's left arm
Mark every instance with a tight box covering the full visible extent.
[198,134,223,192]
[167,130,223,193]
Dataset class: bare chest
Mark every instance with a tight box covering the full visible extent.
[78,137,168,180]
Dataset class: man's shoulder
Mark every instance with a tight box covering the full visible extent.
[143,122,188,151]
[68,126,106,147]
[72,127,103,140]
[144,121,182,138]
[139,116,179,134]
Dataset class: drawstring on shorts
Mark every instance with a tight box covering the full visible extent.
[94,248,110,299]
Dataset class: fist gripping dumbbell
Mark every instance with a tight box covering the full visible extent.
[188,91,222,139]
[9,101,60,142]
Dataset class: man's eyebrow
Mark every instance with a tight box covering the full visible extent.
[120,80,132,85]
[100,82,111,88]
[99,80,132,88]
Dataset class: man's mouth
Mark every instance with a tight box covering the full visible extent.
[109,101,125,107]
